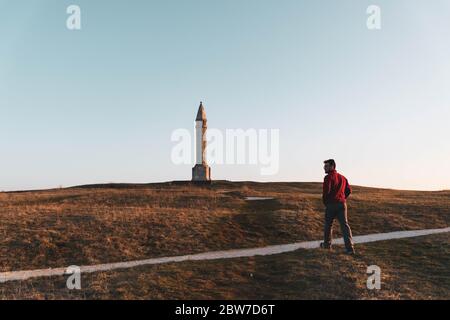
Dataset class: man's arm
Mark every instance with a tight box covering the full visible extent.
[323,175,331,205]
[344,178,352,199]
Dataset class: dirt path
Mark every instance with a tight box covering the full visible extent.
[1,227,449,283]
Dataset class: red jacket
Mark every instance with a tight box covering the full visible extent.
[323,170,352,205]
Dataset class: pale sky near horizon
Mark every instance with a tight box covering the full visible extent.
[1,0,449,191]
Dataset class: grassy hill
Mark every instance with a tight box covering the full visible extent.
[0,181,449,299]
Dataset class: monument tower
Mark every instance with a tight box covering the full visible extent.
[192,102,211,182]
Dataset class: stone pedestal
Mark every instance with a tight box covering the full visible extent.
[192,164,211,182]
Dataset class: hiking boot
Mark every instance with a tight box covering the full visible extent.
[345,248,356,255]
[320,242,332,250]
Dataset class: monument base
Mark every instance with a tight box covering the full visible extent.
[192,164,211,182]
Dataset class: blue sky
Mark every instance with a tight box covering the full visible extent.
[0,0,449,191]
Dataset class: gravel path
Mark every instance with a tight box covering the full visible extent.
[1,227,448,283]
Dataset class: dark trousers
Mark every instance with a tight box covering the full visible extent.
[324,202,354,250]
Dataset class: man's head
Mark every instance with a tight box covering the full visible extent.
[323,159,336,174]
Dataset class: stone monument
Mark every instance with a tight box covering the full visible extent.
[192,102,211,182]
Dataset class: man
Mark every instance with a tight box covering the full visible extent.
[320,159,355,255]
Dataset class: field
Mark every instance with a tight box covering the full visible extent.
[0,181,449,299]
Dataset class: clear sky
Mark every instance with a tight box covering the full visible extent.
[1,0,449,191]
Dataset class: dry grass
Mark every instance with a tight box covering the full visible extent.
[0,181,448,299]
[0,233,448,300]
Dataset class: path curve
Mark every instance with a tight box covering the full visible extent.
[1,227,449,283]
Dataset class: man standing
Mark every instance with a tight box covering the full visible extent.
[321,159,355,255]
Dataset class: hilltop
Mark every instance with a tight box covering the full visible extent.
[0,181,448,299]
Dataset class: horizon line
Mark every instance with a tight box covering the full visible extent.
[1,180,448,194]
